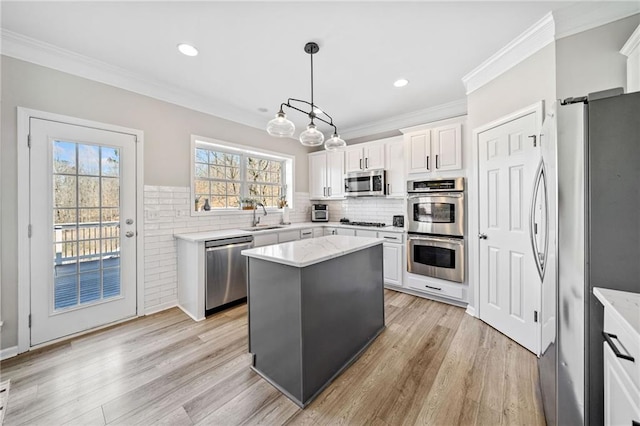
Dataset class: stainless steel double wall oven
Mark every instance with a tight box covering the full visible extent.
[407,177,465,283]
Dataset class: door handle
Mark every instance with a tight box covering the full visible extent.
[436,154,439,169]
[365,158,369,169]
[125,231,135,238]
[603,332,635,362]
[426,155,430,170]
[478,233,487,240]
[360,159,363,170]
[126,219,134,225]
[328,187,331,197]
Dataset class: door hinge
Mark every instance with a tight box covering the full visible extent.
[528,135,537,147]
[28,314,32,328]
[27,133,31,148]
[534,311,539,323]
[28,224,32,238]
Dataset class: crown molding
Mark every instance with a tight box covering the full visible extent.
[462,3,640,96]
[462,12,555,96]
[340,98,467,140]
[554,2,640,40]
[621,23,640,57]
[0,29,267,131]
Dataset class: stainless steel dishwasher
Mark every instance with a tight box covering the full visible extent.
[205,235,254,314]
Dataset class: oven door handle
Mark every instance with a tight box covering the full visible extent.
[407,193,463,199]
[408,235,464,245]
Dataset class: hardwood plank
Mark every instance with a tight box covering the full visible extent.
[1,291,546,426]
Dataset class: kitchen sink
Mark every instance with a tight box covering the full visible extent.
[240,225,285,232]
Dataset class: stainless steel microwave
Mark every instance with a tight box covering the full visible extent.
[344,169,386,197]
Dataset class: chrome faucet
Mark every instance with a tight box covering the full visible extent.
[252,202,267,227]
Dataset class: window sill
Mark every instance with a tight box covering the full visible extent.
[190,207,290,218]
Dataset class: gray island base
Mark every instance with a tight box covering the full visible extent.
[242,235,385,408]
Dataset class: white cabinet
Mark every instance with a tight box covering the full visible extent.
[355,229,377,238]
[278,229,300,243]
[336,228,356,236]
[309,151,344,200]
[300,229,314,239]
[312,228,324,238]
[324,227,338,236]
[604,343,640,426]
[404,121,463,174]
[345,143,385,173]
[379,231,404,287]
[253,233,278,247]
[384,136,405,197]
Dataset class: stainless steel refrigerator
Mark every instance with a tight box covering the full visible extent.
[538,89,640,425]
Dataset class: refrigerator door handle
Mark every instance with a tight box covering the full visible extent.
[529,159,548,281]
[603,332,635,362]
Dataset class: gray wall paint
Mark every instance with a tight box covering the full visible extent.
[0,56,310,349]
[466,43,557,310]
[556,14,639,99]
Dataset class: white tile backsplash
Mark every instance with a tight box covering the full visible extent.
[324,198,405,225]
[143,186,312,314]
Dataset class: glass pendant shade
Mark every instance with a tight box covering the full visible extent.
[324,133,346,151]
[267,112,295,137]
[299,123,324,146]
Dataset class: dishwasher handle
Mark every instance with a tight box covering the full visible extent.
[205,235,254,249]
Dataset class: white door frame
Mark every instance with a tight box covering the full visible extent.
[16,107,145,353]
[469,101,544,352]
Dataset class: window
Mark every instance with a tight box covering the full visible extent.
[191,136,293,214]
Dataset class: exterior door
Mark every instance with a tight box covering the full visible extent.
[478,111,540,354]
[30,118,138,346]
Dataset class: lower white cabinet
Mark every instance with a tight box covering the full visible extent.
[379,231,404,287]
[300,228,314,239]
[336,228,356,236]
[253,233,278,247]
[313,228,324,238]
[406,274,465,301]
[324,227,337,236]
[604,342,640,426]
[355,229,377,238]
[278,230,300,243]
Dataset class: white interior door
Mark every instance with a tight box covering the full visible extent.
[478,111,540,355]
[30,118,138,346]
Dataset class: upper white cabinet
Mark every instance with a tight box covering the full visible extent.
[384,136,405,197]
[345,143,385,173]
[309,150,344,200]
[403,120,463,175]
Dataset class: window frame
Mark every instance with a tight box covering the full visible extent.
[190,135,294,216]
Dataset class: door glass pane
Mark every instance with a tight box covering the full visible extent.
[52,139,123,311]
[414,245,456,269]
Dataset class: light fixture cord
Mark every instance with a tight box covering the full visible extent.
[310,48,315,124]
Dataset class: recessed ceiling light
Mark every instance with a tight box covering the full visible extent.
[394,78,409,88]
[177,43,198,57]
[258,107,269,113]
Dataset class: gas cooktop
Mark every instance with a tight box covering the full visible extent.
[347,221,386,227]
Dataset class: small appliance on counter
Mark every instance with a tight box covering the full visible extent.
[392,215,404,228]
[311,204,329,222]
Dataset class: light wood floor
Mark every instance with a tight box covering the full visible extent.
[0,290,545,425]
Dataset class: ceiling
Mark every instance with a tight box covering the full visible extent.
[0,1,590,140]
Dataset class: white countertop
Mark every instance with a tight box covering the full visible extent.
[241,235,384,268]
[594,287,640,340]
[174,221,405,242]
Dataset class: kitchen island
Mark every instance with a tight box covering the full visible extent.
[241,235,385,407]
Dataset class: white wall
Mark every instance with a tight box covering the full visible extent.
[0,56,311,350]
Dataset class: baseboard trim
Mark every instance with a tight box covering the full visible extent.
[144,300,178,316]
[465,305,477,318]
[177,304,204,322]
[0,346,19,361]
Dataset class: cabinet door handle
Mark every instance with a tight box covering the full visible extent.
[436,154,440,169]
[425,285,442,291]
[328,187,331,197]
[387,183,390,195]
[360,159,363,170]
[603,332,635,362]
[365,157,369,169]
[426,155,430,170]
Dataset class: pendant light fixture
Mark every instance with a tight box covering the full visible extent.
[266,42,346,151]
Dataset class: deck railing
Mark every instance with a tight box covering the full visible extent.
[54,222,120,264]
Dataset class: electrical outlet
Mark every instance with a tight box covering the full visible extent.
[146,210,159,220]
